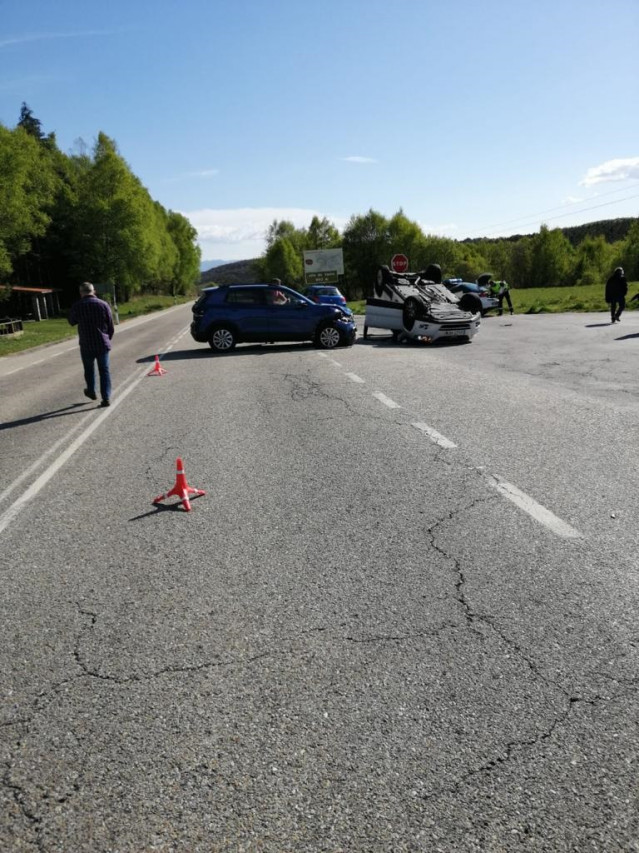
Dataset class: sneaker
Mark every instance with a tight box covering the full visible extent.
[100,399,110,407]
[84,389,97,401]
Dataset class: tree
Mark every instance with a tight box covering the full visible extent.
[528,225,573,287]
[306,215,340,249]
[341,209,390,297]
[69,133,159,299]
[571,235,615,286]
[261,237,303,285]
[0,124,57,280]
[167,211,201,294]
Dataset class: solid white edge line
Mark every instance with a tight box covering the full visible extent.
[411,422,457,449]
[489,478,582,539]
[345,372,365,384]
[0,327,190,537]
[373,392,401,409]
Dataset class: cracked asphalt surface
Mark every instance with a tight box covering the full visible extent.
[1,306,638,851]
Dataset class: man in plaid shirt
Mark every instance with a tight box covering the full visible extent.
[68,282,115,407]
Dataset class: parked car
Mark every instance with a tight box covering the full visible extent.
[305,285,353,316]
[363,265,481,344]
[443,278,499,316]
[191,284,357,352]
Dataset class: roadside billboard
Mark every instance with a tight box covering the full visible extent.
[303,249,344,284]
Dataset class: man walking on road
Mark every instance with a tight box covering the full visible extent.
[605,266,627,323]
[68,282,114,407]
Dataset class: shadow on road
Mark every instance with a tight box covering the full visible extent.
[614,332,639,341]
[0,403,88,432]
[585,323,613,328]
[129,493,206,521]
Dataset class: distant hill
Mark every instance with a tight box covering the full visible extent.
[200,258,261,286]
[464,217,638,247]
[199,259,228,273]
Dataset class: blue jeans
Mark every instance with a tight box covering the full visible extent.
[81,349,111,402]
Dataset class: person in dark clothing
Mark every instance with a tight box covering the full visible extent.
[68,282,114,406]
[605,267,628,323]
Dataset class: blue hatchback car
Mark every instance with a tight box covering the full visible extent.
[190,283,357,352]
[305,284,353,316]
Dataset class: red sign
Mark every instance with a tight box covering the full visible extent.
[391,254,409,273]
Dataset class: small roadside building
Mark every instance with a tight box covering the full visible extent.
[0,285,62,322]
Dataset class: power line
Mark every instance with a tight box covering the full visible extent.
[478,192,639,239]
[473,183,639,236]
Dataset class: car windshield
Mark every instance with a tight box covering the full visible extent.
[312,287,339,296]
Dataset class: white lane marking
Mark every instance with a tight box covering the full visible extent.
[0,327,190,537]
[373,392,400,409]
[411,422,457,449]
[329,359,342,367]
[345,372,365,384]
[489,478,582,539]
[0,409,97,505]
[317,353,328,358]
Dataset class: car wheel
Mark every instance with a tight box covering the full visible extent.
[208,325,237,352]
[375,265,391,297]
[403,296,421,331]
[315,323,341,349]
[458,293,482,314]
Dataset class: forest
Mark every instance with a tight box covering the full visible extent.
[0,104,201,307]
[256,211,639,300]
[2,103,638,308]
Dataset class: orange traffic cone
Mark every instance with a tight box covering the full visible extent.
[153,457,206,512]
[147,355,167,376]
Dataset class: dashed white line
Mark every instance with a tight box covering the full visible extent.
[373,392,400,409]
[411,422,457,449]
[489,478,582,539]
[345,372,365,384]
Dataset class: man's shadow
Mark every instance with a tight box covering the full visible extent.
[0,403,87,432]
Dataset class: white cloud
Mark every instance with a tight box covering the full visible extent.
[417,221,459,237]
[0,30,117,49]
[182,207,348,260]
[341,156,378,164]
[580,157,639,186]
[562,195,582,204]
[184,169,219,178]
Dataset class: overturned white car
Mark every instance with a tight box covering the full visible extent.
[363,264,482,343]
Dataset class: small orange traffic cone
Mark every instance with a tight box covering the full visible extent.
[147,355,167,376]
[153,457,206,512]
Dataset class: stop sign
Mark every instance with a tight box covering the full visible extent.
[391,254,409,273]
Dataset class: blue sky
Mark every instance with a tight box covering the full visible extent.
[1,0,638,262]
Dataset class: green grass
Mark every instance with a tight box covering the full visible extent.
[347,281,639,316]
[0,293,195,356]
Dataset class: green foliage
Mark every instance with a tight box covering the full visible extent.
[1,108,200,306]
[528,225,574,287]
[0,124,57,278]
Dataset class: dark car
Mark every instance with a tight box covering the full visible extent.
[190,284,357,352]
[443,278,499,316]
[305,284,352,315]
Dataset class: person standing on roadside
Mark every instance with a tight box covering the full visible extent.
[605,266,627,323]
[68,282,114,407]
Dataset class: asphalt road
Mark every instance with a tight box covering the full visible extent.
[1,306,638,852]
